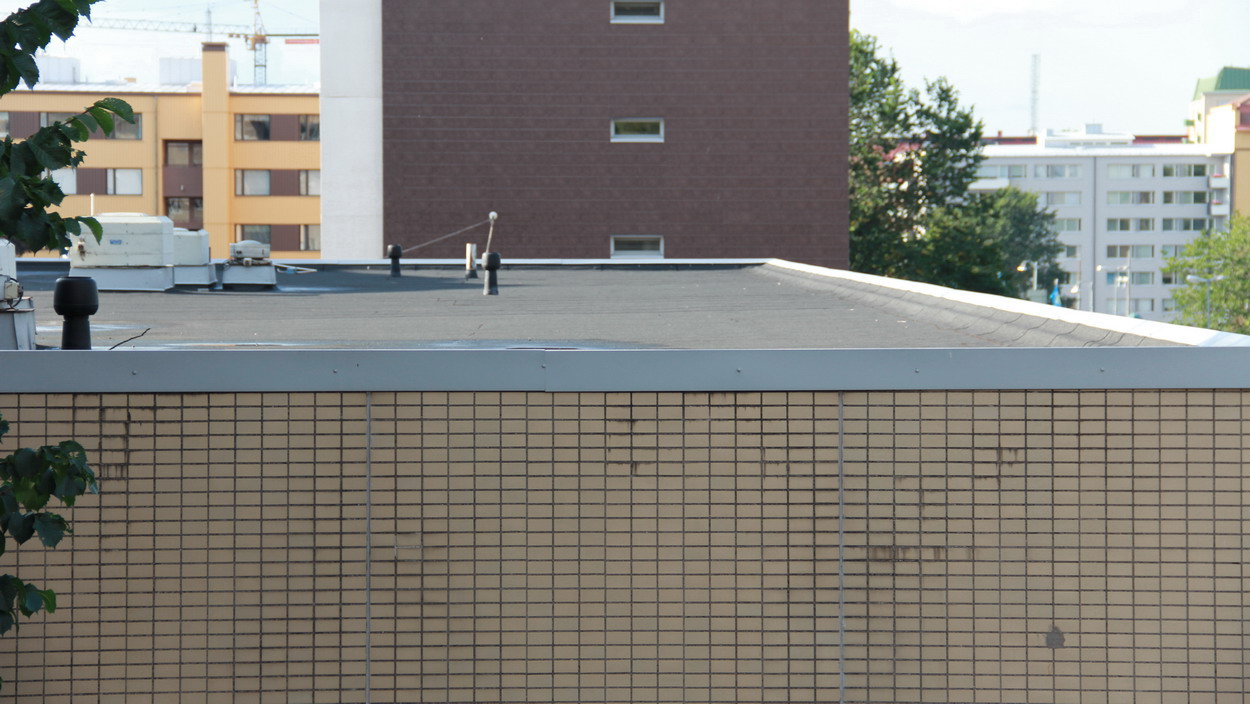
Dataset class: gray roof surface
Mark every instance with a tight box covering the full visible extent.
[16,262,1185,350]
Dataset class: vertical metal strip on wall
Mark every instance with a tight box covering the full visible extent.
[364,391,373,704]
[837,392,847,704]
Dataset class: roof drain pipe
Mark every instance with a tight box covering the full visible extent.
[464,243,478,280]
[53,276,98,350]
[387,244,402,278]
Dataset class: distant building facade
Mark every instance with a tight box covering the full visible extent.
[0,46,321,258]
[320,0,849,267]
[973,125,1230,320]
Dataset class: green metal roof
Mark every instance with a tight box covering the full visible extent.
[1194,67,1250,99]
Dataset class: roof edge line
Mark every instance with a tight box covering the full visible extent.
[764,259,1250,348]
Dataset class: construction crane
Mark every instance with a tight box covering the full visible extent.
[85,1,318,85]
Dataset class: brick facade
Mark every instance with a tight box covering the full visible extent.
[380,0,849,267]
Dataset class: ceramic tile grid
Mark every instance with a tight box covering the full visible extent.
[841,390,1249,704]
[0,391,840,703]
[1,389,1247,702]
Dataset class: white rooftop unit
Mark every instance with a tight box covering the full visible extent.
[172,228,216,287]
[70,213,176,291]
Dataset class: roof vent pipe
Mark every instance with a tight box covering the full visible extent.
[53,276,98,350]
[387,244,402,277]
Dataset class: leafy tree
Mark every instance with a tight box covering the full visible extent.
[0,0,123,688]
[849,29,984,277]
[1164,215,1250,332]
[972,187,1063,298]
[0,414,97,657]
[848,32,1065,301]
[0,0,135,254]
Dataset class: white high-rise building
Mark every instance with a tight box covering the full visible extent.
[974,125,1230,321]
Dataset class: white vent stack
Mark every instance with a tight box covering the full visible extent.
[173,228,217,287]
[70,213,176,291]
[0,239,35,350]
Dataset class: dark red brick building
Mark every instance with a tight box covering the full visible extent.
[328,0,848,267]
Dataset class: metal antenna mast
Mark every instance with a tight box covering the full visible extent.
[1030,54,1040,136]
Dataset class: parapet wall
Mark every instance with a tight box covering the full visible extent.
[0,350,1248,703]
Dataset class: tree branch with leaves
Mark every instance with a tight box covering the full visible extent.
[0,0,121,689]
[0,0,134,253]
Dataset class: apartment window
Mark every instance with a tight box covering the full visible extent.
[1107,191,1154,205]
[1160,244,1185,258]
[977,164,1026,179]
[1161,272,1177,285]
[299,115,320,141]
[107,168,141,195]
[238,225,271,245]
[1162,298,1177,312]
[1162,191,1209,205]
[611,1,663,23]
[1062,245,1079,258]
[1044,192,1080,206]
[1106,298,1156,315]
[1106,272,1152,286]
[165,141,203,166]
[235,169,271,196]
[1108,164,1155,179]
[165,197,203,228]
[299,169,320,196]
[1162,218,1211,231]
[1053,218,1081,232]
[50,168,76,195]
[1106,245,1154,259]
[612,118,664,142]
[611,235,663,258]
[0,112,9,138]
[110,114,142,140]
[1162,164,1208,177]
[1035,164,1081,179]
[1106,218,1154,232]
[44,111,142,139]
[301,225,320,251]
[235,114,271,140]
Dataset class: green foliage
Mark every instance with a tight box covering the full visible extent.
[0,0,133,254]
[0,1,110,689]
[0,412,96,651]
[848,32,1064,300]
[849,30,984,276]
[1163,215,1250,332]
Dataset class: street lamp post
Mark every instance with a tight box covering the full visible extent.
[1186,274,1228,328]
[1017,261,1039,301]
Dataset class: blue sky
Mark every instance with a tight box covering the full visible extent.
[0,0,319,85]
[853,0,1250,136]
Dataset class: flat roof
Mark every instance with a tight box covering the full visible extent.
[12,260,1242,350]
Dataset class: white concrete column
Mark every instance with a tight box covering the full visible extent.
[319,0,384,260]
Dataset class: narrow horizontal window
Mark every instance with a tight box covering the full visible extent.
[612,118,664,143]
[611,1,663,23]
[107,168,142,195]
[235,169,271,196]
[611,236,663,258]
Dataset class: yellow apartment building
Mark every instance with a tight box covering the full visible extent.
[0,44,320,259]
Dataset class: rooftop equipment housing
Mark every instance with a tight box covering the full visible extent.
[70,213,176,291]
[173,228,217,288]
[0,239,35,350]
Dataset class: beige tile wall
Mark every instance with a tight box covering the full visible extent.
[1,389,1246,702]
[0,391,839,703]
